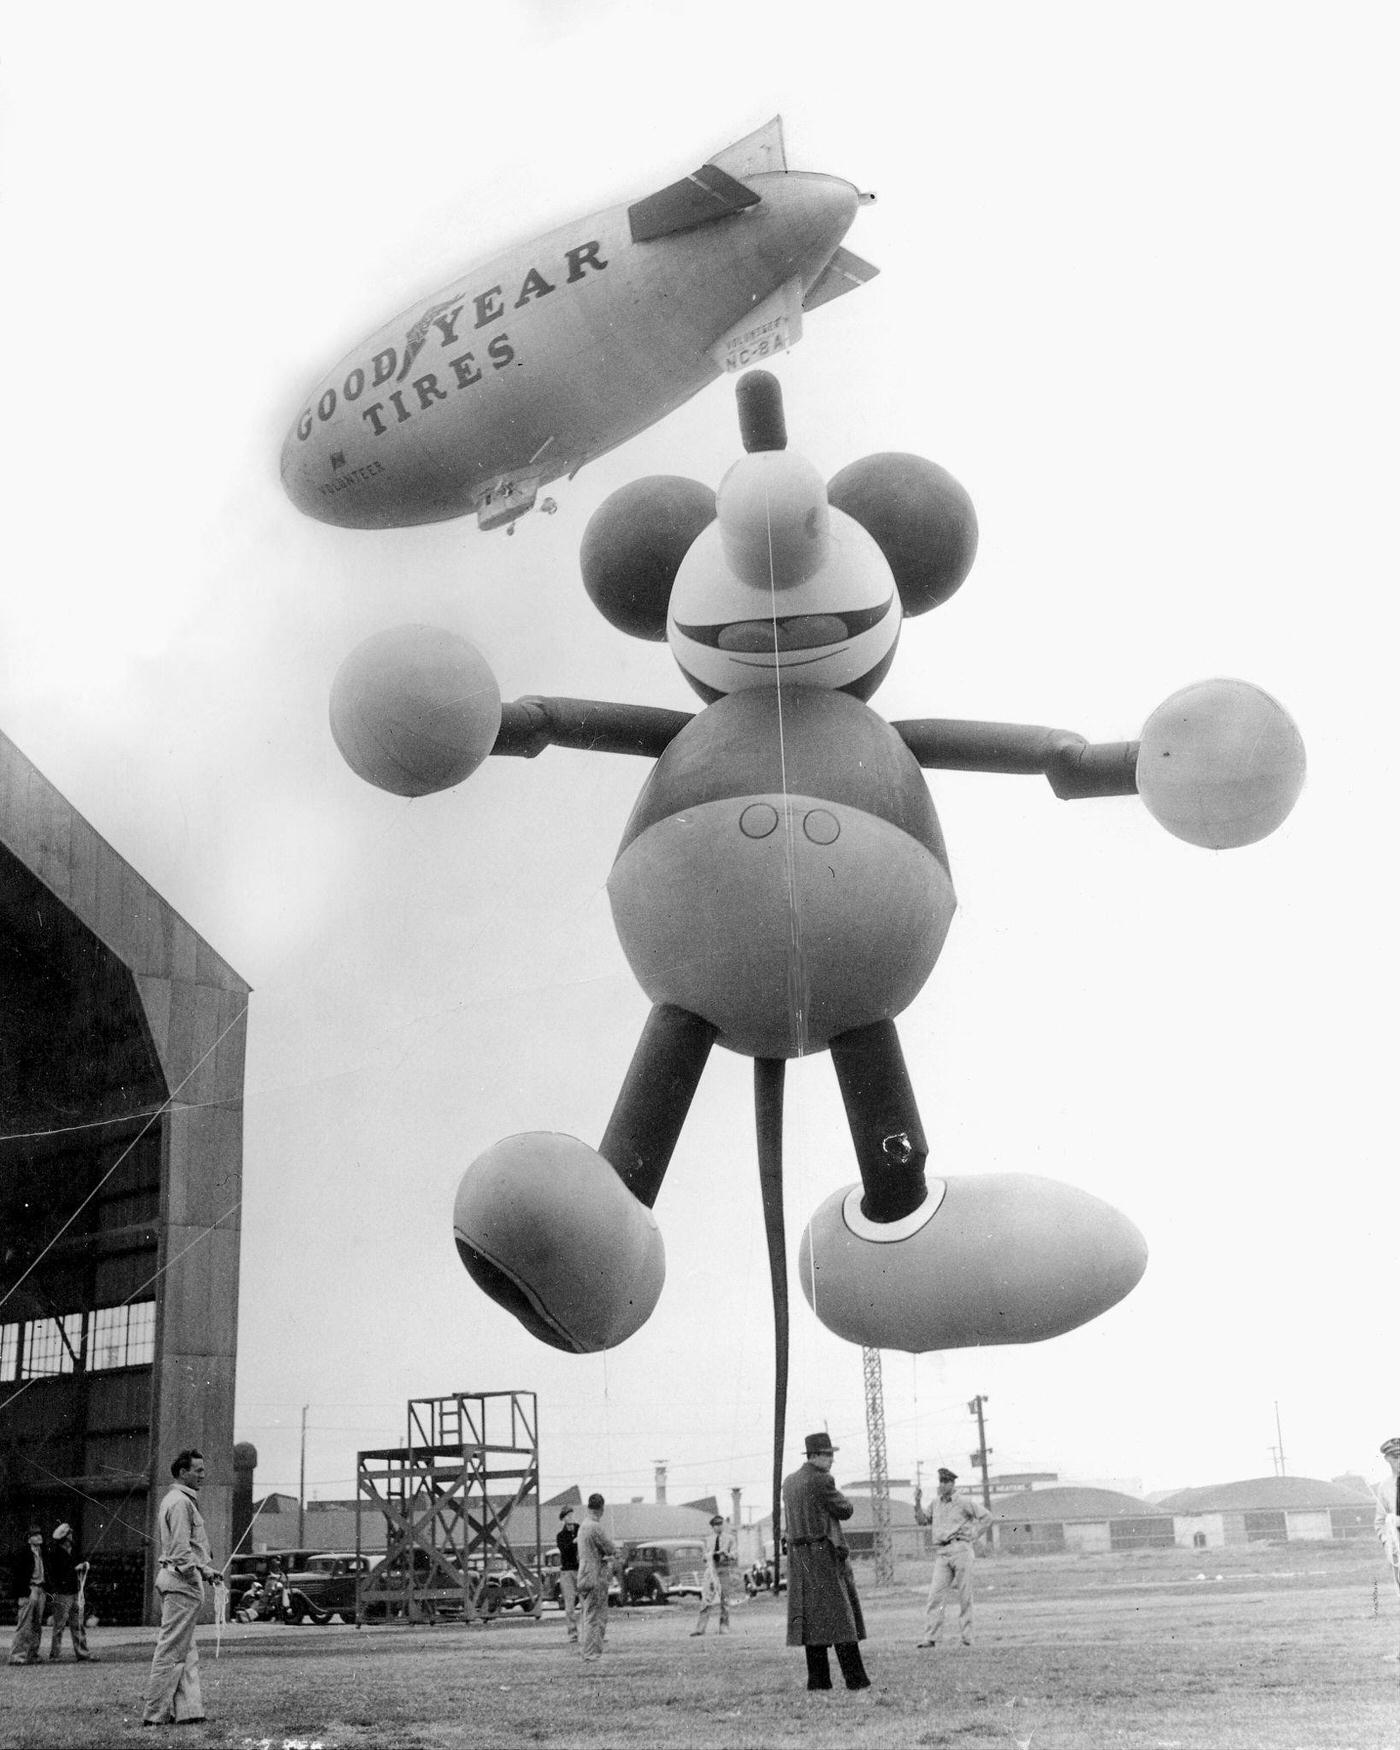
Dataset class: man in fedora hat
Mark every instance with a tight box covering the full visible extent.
[1374,1436,1400,1660]
[780,1430,870,1692]
[914,1465,992,1649]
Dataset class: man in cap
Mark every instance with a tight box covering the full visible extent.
[691,1513,733,1636]
[555,1505,580,1643]
[1374,1436,1400,1660]
[575,1492,619,1663]
[46,1523,97,1661]
[781,1431,870,1692]
[914,1465,992,1649]
[6,1524,46,1666]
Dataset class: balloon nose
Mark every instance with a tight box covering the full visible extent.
[716,450,830,590]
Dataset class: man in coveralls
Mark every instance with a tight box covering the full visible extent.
[576,1492,618,1663]
[781,1430,870,1692]
[142,1449,219,1726]
[915,1465,992,1649]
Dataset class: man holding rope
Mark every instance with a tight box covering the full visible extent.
[141,1448,221,1727]
[46,1524,97,1662]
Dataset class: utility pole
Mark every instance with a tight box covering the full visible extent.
[1273,1402,1287,1477]
[863,1346,894,1588]
[967,1396,993,1511]
[298,1405,309,1545]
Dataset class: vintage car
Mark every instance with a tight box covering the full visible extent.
[282,1552,372,1623]
[611,1539,708,1604]
[467,1555,539,1616]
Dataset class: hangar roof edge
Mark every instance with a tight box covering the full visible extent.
[0,727,251,994]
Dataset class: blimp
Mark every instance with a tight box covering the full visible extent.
[280,118,876,533]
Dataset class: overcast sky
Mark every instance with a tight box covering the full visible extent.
[3,2,1396,1519]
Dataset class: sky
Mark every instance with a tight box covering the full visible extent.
[2,2,1396,1522]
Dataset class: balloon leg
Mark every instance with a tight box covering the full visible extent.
[829,1019,929,1222]
[754,1057,787,1595]
[599,1004,717,1206]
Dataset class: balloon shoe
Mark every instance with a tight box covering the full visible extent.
[454,1133,665,1352]
[798,1173,1147,1352]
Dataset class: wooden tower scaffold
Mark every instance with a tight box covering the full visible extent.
[355,1390,544,1624]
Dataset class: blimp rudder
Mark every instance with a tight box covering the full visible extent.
[798,1172,1148,1353]
[453,1133,665,1353]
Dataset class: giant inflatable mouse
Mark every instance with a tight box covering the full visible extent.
[329,370,1304,1520]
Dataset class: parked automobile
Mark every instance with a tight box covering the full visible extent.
[610,1539,708,1604]
[282,1552,371,1624]
[468,1556,540,1616]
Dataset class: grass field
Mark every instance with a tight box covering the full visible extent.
[4,1542,1398,1749]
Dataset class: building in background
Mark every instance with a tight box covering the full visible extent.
[1155,1476,1374,1548]
[0,729,249,1623]
[990,1485,1175,1555]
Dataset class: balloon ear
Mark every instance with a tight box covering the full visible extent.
[826,454,978,617]
[581,476,717,640]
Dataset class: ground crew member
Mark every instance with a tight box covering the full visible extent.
[915,1465,992,1648]
[142,1448,219,1726]
[575,1492,618,1663]
[556,1505,580,1643]
[46,1524,97,1661]
[7,1525,46,1666]
[691,1513,732,1636]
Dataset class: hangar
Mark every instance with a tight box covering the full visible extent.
[0,729,249,1623]
[1155,1476,1375,1547]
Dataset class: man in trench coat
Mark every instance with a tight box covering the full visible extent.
[781,1430,870,1692]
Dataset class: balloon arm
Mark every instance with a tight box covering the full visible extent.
[893,719,1140,799]
[492,697,694,760]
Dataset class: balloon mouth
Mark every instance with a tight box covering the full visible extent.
[453,1232,583,1354]
[839,1179,947,1241]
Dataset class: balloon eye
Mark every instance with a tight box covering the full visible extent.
[717,622,780,652]
[714,615,851,652]
[774,615,848,649]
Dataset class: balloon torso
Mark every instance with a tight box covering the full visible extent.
[607,689,956,1058]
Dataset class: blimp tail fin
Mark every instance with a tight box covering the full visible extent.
[630,162,761,243]
[709,116,788,179]
[802,246,880,312]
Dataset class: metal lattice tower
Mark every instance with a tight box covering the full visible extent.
[862,1346,895,1587]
